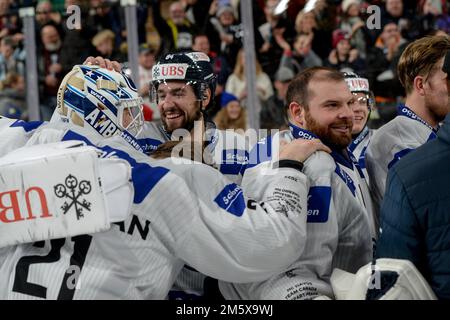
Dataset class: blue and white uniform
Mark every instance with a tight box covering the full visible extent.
[0,118,45,157]
[0,124,309,299]
[141,121,249,185]
[349,126,375,184]
[366,105,439,219]
[219,124,373,300]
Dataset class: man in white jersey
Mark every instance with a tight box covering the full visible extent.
[219,67,373,300]
[366,35,450,217]
[344,72,376,183]
[0,65,327,299]
[139,51,248,185]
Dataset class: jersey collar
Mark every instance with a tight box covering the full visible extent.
[397,104,439,134]
[349,126,369,152]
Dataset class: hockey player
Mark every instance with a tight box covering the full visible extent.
[343,72,376,182]
[219,67,373,300]
[0,64,328,299]
[366,35,450,217]
[146,51,249,185]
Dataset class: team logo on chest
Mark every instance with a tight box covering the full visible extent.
[54,174,92,220]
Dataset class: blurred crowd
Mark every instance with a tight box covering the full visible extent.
[0,0,449,129]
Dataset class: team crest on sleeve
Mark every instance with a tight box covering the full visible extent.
[54,174,92,220]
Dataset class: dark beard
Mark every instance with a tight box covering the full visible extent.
[162,106,203,134]
[305,109,352,150]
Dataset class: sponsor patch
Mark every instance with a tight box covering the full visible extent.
[307,186,331,223]
[152,64,189,81]
[214,183,245,217]
[345,77,369,92]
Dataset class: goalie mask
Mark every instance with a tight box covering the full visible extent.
[149,51,217,114]
[54,65,144,139]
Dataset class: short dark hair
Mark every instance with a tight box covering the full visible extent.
[286,66,345,110]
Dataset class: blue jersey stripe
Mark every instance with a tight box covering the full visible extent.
[62,130,169,204]
[10,120,44,132]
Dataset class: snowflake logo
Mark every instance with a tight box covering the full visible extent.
[54,174,92,220]
[152,66,160,79]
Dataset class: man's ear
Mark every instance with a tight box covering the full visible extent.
[288,101,306,126]
[413,75,426,96]
[201,88,212,109]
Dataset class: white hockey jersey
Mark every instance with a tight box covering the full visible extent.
[366,105,438,218]
[0,124,309,300]
[219,124,373,300]
[349,126,375,185]
[140,121,249,184]
[0,118,45,157]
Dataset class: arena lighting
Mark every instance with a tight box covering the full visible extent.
[273,0,289,15]
[303,0,318,13]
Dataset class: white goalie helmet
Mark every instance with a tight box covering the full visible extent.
[53,65,144,138]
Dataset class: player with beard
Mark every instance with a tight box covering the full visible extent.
[0,64,328,300]
[145,51,252,299]
[366,35,450,220]
[135,51,249,186]
[219,67,373,300]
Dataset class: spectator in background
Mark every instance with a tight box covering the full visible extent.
[381,0,416,40]
[92,29,124,62]
[257,0,296,79]
[225,48,273,104]
[214,91,247,133]
[88,0,123,49]
[205,2,242,68]
[294,9,331,61]
[260,66,293,131]
[277,33,322,76]
[0,72,26,119]
[192,33,231,121]
[339,0,367,59]
[367,22,408,101]
[38,24,64,120]
[417,0,450,36]
[325,29,366,76]
[0,36,24,81]
[192,33,230,97]
[0,0,22,39]
[181,0,213,27]
[151,0,198,55]
[59,0,96,75]
[137,43,158,122]
[36,0,62,30]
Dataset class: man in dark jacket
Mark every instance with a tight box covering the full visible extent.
[376,51,450,299]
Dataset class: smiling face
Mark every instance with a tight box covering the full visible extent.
[226,100,241,120]
[351,92,370,134]
[301,79,355,149]
[156,81,204,133]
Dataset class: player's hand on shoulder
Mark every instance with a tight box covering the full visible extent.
[279,138,331,163]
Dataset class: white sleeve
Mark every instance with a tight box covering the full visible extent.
[0,119,43,157]
[174,163,309,283]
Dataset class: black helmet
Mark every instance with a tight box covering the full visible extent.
[342,71,374,110]
[150,51,217,109]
